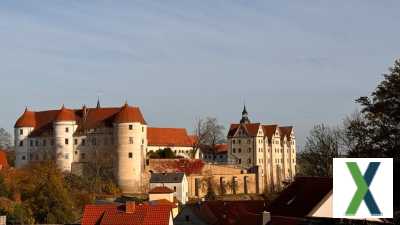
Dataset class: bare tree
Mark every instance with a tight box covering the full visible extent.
[190,117,225,158]
[0,128,11,149]
[297,124,344,177]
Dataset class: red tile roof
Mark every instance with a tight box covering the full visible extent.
[147,127,193,147]
[15,104,147,135]
[82,203,172,225]
[55,106,75,122]
[278,126,293,141]
[0,150,9,169]
[149,199,177,208]
[262,125,278,140]
[149,186,174,194]
[268,177,332,217]
[15,108,36,127]
[113,103,146,124]
[227,123,261,138]
[215,144,228,154]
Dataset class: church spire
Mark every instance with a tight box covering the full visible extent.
[240,104,250,124]
[96,97,101,109]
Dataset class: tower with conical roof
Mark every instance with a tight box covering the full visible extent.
[53,105,76,171]
[14,107,35,168]
[113,102,147,193]
[240,105,251,124]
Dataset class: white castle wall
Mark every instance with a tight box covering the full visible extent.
[14,127,33,168]
[115,122,147,193]
[54,121,76,171]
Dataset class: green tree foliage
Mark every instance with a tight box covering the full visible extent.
[346,59,400,159]
[297,124,343,177]
[148,148,176,159]
[18,161,76,224]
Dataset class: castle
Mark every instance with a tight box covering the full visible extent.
[227,106,296,192]
[14,102,296,194]
[14,102,196,193]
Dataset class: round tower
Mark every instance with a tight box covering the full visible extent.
[53,105,76,171]
[14,108,35,168]
[114,103,147,193]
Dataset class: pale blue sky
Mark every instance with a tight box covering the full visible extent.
[1,1,399,148]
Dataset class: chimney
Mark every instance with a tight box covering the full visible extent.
[126,201,136,213]
[262,211,271,225]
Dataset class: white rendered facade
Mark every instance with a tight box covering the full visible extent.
[14,104,196,193]
[227,107,297,193]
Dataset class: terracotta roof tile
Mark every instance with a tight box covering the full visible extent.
[82,203,172,225]
[149,186,174,194]
[227,123,260,137]
[147,127,193,147]
[55,106,75,122]
[262,125,278,140]
[15,104,146,136]
[113,103,146,124]
[14,108,36,127]
[279,126,293,141]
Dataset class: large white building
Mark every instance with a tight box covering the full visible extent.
[227,106,297,193]
[14,102,197,193]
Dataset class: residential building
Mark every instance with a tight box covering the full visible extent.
[149,172,188,204]
[148,186,179,217]
[81,202,174,225]
[227,106,296,192]
[200,144,228,163]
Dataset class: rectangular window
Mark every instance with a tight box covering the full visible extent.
[248,148,251,152]
[65,127,69,133]
[64,154,69,159]
[30,140,33,146]
[81,153,86,159]
[238,148,241,153]
[174,186,176,191]
[43,139,46,146]
[142,127,144,132]
[142,139,144,144]
[129,124,133,130]
[92,138,96,146]
[232,139,235,144]
[19,140,23,146]
[74,139,78,145]
[129,137,133,144]
[35,140,39,146]
[22,155,26,160]
[51,139,54,146]
[128,152,133,158]
[238,140,241,144]
[82,139,86,146]
[65,138,69,145]
[19,129,23,135]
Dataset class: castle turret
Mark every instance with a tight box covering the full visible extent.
[114,102,147,193]
[240,105,251,124]
[53,105,76,171]
[14,108,35,168]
